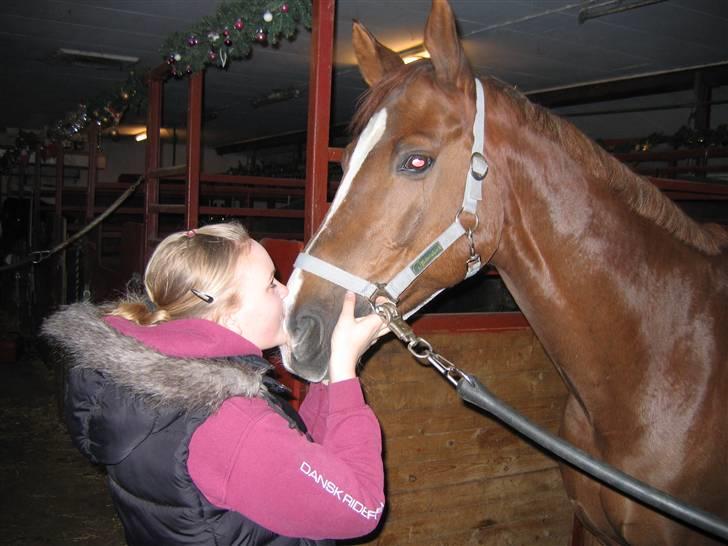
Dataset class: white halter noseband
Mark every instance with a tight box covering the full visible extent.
[294,78,489,303]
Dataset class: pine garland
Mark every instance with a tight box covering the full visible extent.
[48,70,147,141]
[35,0,310,145]
[160,0,312,77]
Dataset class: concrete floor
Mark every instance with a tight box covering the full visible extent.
[0,340,126,546]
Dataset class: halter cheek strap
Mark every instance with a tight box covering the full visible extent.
[294,78,489,303]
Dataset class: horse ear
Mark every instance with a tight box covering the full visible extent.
[352,20,404,87]
[424,0,472,88]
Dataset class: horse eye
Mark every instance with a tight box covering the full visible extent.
[399,154,433,174]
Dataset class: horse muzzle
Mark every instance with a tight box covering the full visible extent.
[282,303,332,382]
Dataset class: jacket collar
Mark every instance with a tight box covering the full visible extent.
[42,302,268,413]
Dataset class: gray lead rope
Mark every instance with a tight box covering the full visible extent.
[373,301,728,542]
[0,175,145,273]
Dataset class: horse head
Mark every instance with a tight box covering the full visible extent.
[282,0,503,381]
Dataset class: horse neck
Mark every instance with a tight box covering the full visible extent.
[484,99,689,412]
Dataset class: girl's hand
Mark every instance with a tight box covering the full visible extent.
[328,291,389,383]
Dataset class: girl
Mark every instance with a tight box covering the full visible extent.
[42,222,387,546]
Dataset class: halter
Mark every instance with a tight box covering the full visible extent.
[294,78,488,305]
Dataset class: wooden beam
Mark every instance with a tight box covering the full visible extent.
[529,61,728,108]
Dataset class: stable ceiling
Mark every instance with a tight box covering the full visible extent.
[0,0,727,148]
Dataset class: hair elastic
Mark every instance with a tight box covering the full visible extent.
[184,229,197,238]
[142,295,158,312]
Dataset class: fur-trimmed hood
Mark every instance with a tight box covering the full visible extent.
[42,302,276,465]
[42,302,269,414]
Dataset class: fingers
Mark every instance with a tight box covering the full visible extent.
[339,290,356,319]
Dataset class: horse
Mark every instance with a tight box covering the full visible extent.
[280,1,728,544]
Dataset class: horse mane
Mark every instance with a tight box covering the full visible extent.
[488,78,728,256]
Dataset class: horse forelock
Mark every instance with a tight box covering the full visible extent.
[351,60,435,137]
[488,78,728,256]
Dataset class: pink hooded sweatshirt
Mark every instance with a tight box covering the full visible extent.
[105,315,385,541]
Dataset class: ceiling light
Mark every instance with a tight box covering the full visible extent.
[135,132,147,142]
[250,87,302,109]
[578,0,668,24]
[399,45,430,64]
[54,48,139,69]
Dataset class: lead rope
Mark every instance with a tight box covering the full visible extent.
[371,300,728,542]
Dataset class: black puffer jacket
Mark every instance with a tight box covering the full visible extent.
[43,302,332,546]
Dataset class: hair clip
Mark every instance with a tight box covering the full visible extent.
[184,229,197,238]
[190,288,214,304]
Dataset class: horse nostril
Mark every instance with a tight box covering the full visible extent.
[294,313,325,355]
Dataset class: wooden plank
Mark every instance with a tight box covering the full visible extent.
[363,331,556,381]
[375,511,574,545]
[382,418,563,467]
[374,394,566,438]
[385,467,567,516]
[385,445,560,492]
[372,471,573,544]
[413,312,530,333]
[363,369,566,413]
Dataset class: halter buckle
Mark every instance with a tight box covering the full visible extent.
[470,152,489,181]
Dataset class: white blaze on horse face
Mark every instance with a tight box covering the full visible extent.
[283,109,387,366]
[307,108,387,250]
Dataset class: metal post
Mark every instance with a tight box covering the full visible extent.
[186,70,204,229]
[304,0,335,241]
[55,146,64,215]
[144,72,164,261]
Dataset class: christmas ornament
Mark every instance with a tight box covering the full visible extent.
[159,0,311,74]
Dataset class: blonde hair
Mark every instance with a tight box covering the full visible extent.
[109,222,251,325]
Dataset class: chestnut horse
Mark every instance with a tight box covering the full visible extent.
[281,1,728,544]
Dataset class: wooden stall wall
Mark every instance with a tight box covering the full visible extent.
[356,328,573,545]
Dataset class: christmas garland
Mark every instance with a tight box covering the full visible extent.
[4,0,311,153]
[161,0,312,77]
[48,70,147,141]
